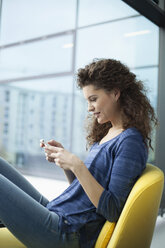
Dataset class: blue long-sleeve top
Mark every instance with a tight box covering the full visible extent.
[46,127,148,247]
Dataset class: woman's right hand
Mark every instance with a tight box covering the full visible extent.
[40,139,64,163]
[42,139,75,183]
[47,139,64,149]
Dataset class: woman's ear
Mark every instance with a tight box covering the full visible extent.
[114,88,120,101]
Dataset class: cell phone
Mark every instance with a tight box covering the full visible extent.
[40,139,45,146]
[40,139,51,148]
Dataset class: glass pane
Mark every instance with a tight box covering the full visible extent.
[132,67,158,162]
[0,0,76,44]
[132,67,158,110]
[76,16,159,70]
[72,84,88,160]
[0,34,73,80]
[0,76,73,179]
[78,0,139,27]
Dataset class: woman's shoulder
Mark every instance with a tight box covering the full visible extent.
[105,127,146,154]
[89,127,144,152]
[115,127,144,147]
[114,127,148,156]
[120,127,143,140]
[88,127,148,164]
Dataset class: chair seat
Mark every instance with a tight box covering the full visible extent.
[0,227,26,248]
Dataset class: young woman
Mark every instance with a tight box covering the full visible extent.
[0,59,157,248]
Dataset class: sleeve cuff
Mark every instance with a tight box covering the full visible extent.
[96,189,108,216]
[96,189,119,222]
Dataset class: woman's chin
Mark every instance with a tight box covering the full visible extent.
[97,118,105,124]
[97,118,110,125]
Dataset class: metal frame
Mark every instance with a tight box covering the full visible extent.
[122,0,165,27]
[0,0,2,35]
[0,29,74,49]
[69,0,79,152]
[155,0,165,214]
[156,27,165,213]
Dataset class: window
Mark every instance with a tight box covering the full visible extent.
[0,0,159,178]
[0,0,76,44]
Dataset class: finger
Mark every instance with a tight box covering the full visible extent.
[45,145,63,153]
[40,139,45,147]
[44,145,56,153]
[54,158,61,167]
[47,140,59,146]
[47,157,55,163]
[47,139,56,146]
[45,153,54,162]
[44,144,54,151]
[47,152,60,159]
[44,150,52,156]
[47,140,64,148]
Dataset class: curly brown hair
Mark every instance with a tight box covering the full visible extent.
[76,58,158,150]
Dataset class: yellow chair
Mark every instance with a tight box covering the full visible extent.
[0,227,26,248]
[95,164,164,248]
[0,164,164,248]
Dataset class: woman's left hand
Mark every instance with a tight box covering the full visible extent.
[44,145,83,172]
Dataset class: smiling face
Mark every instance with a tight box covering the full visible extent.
[83,84,121,125]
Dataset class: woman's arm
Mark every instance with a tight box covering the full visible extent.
[72,160,104,208]
[63,169,76,184]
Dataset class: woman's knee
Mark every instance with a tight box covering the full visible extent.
[0,157,10,168]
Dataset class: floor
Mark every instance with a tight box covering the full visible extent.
[150,215,165,248]
[25,175,165,248]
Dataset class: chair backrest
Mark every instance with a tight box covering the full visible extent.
[95,164,164,248]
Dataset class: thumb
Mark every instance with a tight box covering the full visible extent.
[47,139,64,148]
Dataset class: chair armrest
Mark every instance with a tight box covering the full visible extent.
[95,221,116,248]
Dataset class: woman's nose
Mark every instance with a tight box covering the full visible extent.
[88,103,94,112]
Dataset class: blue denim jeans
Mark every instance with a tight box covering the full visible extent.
[0,157,80,248]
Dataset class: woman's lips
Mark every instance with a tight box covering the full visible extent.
[94,112,100,118]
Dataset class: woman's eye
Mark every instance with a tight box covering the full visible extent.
[90,98,97,102]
